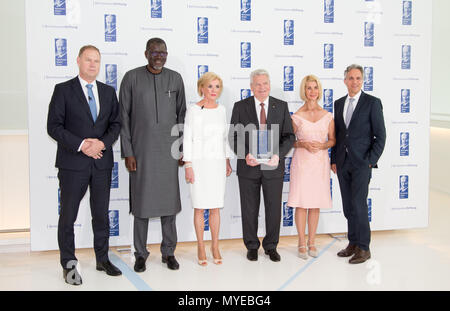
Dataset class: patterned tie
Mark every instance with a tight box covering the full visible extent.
[345,97,355,128]
[86,84,97,122]
[260,103,267,129]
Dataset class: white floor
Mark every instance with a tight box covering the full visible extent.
[1,189,449,291]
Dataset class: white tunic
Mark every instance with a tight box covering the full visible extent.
[183,104,232,209]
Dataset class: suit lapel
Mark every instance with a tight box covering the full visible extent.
[246,96,260,130]
[96,81,105,122]
[336,96,346,128]
[266,96,277,130]
[348,91,366,128]
[72,77,95,123]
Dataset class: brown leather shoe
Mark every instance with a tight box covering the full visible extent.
[337,244,357,257]
[349,247,371,264]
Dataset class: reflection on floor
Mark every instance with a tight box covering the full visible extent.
[1,189,449,291]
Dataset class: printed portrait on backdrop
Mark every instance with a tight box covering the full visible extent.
[197,17,208,44]
[241,0,251,21]
[324,0,334,23]
[241,42,251,68]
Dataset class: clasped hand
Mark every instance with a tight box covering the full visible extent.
[81,138,105,159]
[246,153,279,167]
[297,141,324,153]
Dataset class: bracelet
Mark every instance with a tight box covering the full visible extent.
[185,164,192,168]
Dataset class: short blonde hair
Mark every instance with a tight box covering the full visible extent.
[197,72,223,97]
[299,75,323,102]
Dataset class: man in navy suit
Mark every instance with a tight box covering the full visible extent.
[47,45,122,285]
[331,64,386,264]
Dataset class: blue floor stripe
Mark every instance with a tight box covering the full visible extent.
[109,252,153,291]
[277,238,338,291]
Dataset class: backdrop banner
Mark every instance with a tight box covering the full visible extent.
[26,0,431,251]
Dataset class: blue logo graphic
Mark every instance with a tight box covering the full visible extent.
[403,1,412,25]
[367,198,372,222]
[109,210,119,236]
[105,64,117,90]
[241,89,251,100]
[284,20,294,45]
[401,89,410,113]
[401,45,411,69]
[324,0,334,23]
[197,17,208,44]
[197,65,209,79]
[151,0,162,18]
[283,202,293,227]
[54,0,66,15]
[284,66,294,91]
[400,132,409,157]
[240,42,251,68]
[323,89,333,113]
[284,157,292,182]
[55,38,67,66]
[399,175,409,199]
[241,0,251,21]
[204,209,210,231]
[363,66,373,91]
[324,44,334,69]
[364,22,374,47]
[330,178,333,199]
[58,188,61,215]
[104,14,117,42]
[111,162,119,188]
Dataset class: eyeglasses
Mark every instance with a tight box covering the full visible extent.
[149,51,168,57]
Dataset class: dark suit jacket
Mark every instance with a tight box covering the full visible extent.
[47,77,121,171]
[229,96,295,179]
[331,91,386,169]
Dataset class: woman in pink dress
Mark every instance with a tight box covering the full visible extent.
[287,75,336,259]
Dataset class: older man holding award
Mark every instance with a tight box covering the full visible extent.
[229,69,295,262]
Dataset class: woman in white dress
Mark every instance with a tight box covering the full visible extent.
[183,72,233,266]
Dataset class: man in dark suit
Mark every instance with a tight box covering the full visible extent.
[47,45,122,285]
[229,69,295,262]
[331,64,386,264]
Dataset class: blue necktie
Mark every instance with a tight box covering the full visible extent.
[86,84,97,122]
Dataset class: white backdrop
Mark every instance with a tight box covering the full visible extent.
[26,0,431,251]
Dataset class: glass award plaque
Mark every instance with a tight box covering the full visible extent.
[256,130,270,163]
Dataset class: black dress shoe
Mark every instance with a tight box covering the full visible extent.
[96,260,122,276]
[134,257,146,273]
[337,244,358,257]
[247,249,258,261]
[264,249,281,262]
[63,267,82,286]
[162,255,180,270]
[349,247,371,264]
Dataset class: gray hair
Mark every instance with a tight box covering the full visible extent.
[250,69,270,84]
[344,64,364,79]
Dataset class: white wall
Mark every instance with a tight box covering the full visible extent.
[431,0,450,122]
[0,0,28,132]
[0,0,449,231]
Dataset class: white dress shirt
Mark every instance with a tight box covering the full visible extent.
[254,97,268,125]
[343,90,362,123]
[78,76,100,116]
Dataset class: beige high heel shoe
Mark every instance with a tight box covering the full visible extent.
[198,245,208,266]
[211,248,223,265]
[308,244,319,258]
[298,245,308,260]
